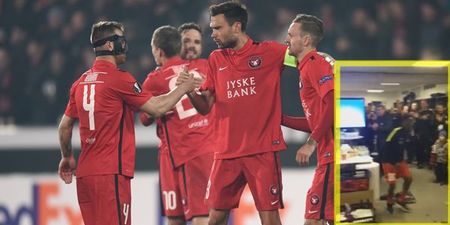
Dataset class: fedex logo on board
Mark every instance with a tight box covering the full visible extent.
[0,182,83,225]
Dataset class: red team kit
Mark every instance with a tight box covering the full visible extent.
[65,39,335,224]
[202,39,287,210]
[65,60,153,225]
[140,56,215,220]
[297,50,335,220]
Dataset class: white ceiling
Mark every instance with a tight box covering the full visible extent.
[340,66,448,92]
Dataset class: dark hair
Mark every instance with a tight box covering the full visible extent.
[90,21,124,44]
[209,1,248,31]
[293,14,324,47]
[377,104,386,109]
[152,25,181,58]
[178,22,202,34]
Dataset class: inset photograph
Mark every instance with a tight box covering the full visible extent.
[336,61,449,223]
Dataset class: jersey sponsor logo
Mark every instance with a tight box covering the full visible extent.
[133,82,142,94]
[310,195,320,205]
[226,77,257,99]
[308,210,319,214]
[188,118,209,128]
[269,185,278,195]
[318,75,333,85]
[271,200,279,205]
[248,56,262,69]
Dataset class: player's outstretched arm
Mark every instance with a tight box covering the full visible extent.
[187,90,215,115]
[140,73,199,118]
[281,114,311,132]
[58,115,77,184]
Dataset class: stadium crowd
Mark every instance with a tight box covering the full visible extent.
[0,0,449,125]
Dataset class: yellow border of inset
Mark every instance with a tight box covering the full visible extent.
[334,60,450,225]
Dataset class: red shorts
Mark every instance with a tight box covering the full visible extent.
[159,152,213,220]
[179,153,214,220]
[305,163,334,221]
[76,174,131,225]
[382,161,411,184]
[206,151,283,211]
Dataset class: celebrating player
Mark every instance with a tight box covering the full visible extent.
[57,21,197,225]
[285,14,335,225]
[139,25,214,225]
[177,2,289,225]
[381,117,414,213]
[179,22,203,60]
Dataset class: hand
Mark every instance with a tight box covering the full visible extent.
[176,66,191,86]
[58,155,76,184]
[193,75,205,89]
[296,142,316,166]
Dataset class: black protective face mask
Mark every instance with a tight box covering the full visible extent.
[92,35,128,56]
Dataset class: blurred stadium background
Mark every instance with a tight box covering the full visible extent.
[0,0,449,224]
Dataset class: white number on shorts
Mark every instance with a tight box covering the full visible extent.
[83,84,96,130]
[123,203,130,224]
[162,191,177,210]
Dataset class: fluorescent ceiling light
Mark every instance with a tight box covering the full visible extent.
[367,89,384,93]
[380,82,400,86]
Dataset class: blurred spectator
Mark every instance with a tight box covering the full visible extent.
[420,46,443,60]
[0,48,14,125]
[0,0,448,125]
[432,131,447,185]
[371,105,393,162]
[434,103,448,135]
[415,100,435,168]
[419,2,441,50]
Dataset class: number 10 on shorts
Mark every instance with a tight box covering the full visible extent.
[162,191,177,210]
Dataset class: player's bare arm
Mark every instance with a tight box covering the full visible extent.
[281,115,311,132]
[140,73,197,117]
[296,137,317,166]
[187,90,215,115]
[296,90,333,166]
[58,115,77,184]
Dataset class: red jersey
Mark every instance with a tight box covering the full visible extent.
[64,60,152,178]
[202,38,287,159]
[298,50,334,165]
[142,56,215,168]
